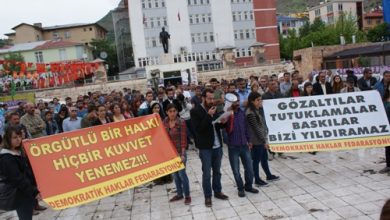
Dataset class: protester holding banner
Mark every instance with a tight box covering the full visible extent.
[332,75,344,94]
[262,80,286,160]
[191,88,229,207]
[358,68,377,91]
[302,82,314,96]
[0,126,40,220]
[246,92,279,186]
[111,103,125,122]
[313,71,333,95]
[163,103,191,205]
[374,71,390,98]
[81,105,97,128]
[225,93,259,196]
[379,83,390,174]
[92,105,112,126]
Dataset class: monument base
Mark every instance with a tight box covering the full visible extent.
[160,53,174,65]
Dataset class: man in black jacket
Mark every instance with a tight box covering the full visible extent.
[357,68,377,91]
[162,88,182,113]
[190,88,228,207]
[313,71,333,95]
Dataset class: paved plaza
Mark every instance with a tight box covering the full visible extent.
[1,146,389,220]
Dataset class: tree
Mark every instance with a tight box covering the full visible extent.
[90,38,119,76]
[3,53,24,73]
[367,23,390,42]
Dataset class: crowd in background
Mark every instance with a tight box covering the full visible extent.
[1,68,390,219]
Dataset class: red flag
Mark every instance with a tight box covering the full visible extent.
[178,11,181,21]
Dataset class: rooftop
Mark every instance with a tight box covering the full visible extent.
[324,42,390,60]
[309,0,363,11]
[0,40,84,54]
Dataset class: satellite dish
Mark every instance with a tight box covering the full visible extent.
[100,51,108,59]
[225,93,238,102]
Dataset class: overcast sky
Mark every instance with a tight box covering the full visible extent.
[0,0,121,37]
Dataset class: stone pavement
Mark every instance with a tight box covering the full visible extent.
[1,147,389,220]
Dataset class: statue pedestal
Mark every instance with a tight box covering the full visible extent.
[160,53,174,65]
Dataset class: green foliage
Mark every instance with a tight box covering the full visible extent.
[280,13,368,60]
[367,23,390,42]
[3,53,24,73]
[90,38,118,76]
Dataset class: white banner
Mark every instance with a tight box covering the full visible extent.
[263,91,390,152]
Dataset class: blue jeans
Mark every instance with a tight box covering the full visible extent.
[252,144,272,183]
[228,145,254,191]
[172,154,190,197]
[199,147,223,198]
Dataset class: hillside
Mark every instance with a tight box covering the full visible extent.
[277,0,383,14]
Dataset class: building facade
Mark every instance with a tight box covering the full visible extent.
[4,23,107,45]
[0,40,94,64]
[308,0,363,29]
[363,10,384,31]
[277,16,306,38]
[129,0,280,67]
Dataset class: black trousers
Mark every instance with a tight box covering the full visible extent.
[386,147,390,167]
[16,196,35,220]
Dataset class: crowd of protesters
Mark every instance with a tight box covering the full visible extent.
[0,68,390,219]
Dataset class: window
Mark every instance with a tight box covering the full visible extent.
[245,29,250,39]
[144,18,148,28]
[248,48,252,56]
[161,0,165,7]
[315,9,320,17]
[327,5,333,13]
[237,12,242,21]
[163,17,167,26]
[142,0,146,8]
[232,12,236,21]
[197,33,201,42]
[148,0,152,8]
[53,32,59,38]
[150,18,155,28]
[64,31,71,39]
[155,0,159,7]
[210,32,214,42]
[157,17,161,27]
[252,29,256,38]
[194,0,197,4]
[202,14,206,23]
[208,14,212,23]
[36,35,41,41]
[338,3,343,11]
[89,27,93,31]
[35,52,44,63]
[83,28,87,32]
[234,30,238,39]
[328,16,334,24]
[152,38,157,47]
[190,15,194,24]
[367,18,372,25]
[204,33,208,42]
[242,48,246,57]
[244,11,248,20]
[191,34,195,43]
[59,49,67,61]
[250,12,254,20]
[195,15,200,23]
[188,0,191,5]
[240,30,244,39]
[200,0,203,4]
